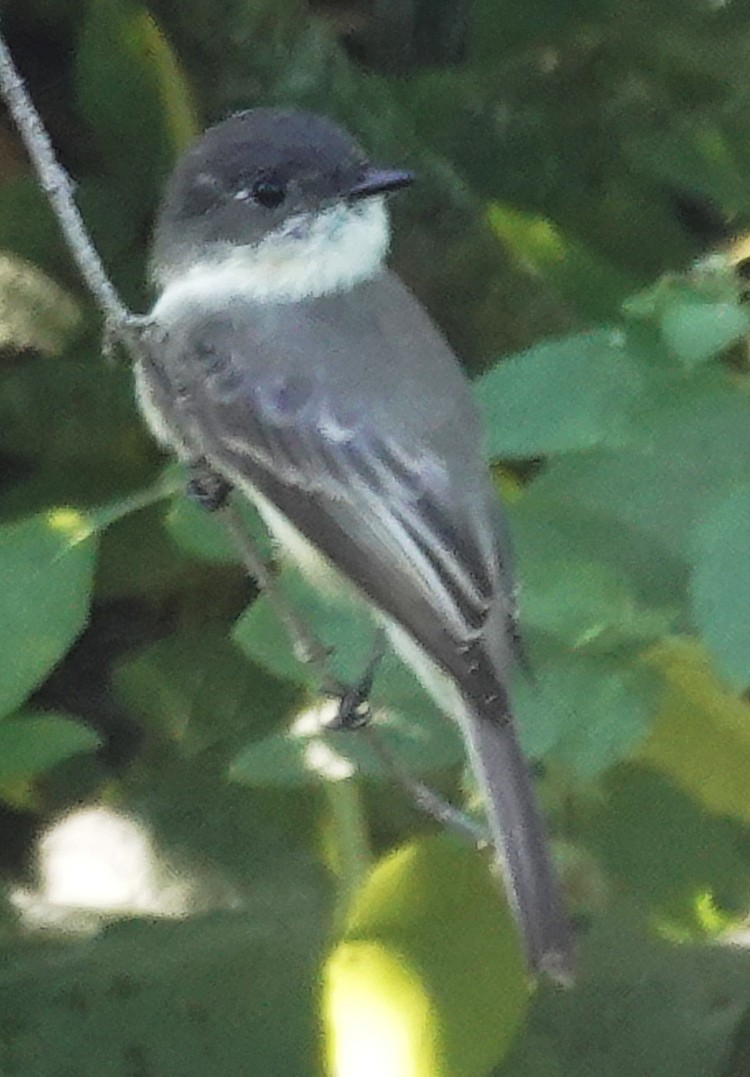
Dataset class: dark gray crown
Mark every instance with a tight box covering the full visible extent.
[152,109,369,276]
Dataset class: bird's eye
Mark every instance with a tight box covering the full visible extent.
[252,179,286,209]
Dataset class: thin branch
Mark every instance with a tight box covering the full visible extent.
[0,27,484,848]
[0,32,132,330]
[216,501,341,695]
[360,727,489,845]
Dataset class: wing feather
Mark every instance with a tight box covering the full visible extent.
[203,364,497,644]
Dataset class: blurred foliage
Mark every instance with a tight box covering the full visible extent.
[3,0,750,1074]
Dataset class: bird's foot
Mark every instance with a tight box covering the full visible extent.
[186,463,233,513]
[326,634,386,731]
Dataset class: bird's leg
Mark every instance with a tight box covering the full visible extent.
[327,631,387,731]
[186,461,233,512]
[187,473,388,737]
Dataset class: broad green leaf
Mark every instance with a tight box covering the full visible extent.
[0,354,146,468]
[625,273,749,366]
[510,492,687,613]
[638,639,750,825]
[232,569,462,785]
[0,912,319,1076]
[324,835,527,1077]
[94,502,205,602]
[521,557,673,651]
[524,384,750,559]
[114,629,298,755]
[0,509,97,719]
[514,652,660,776]
[0,712,100,782]
[689,483,750,688]
[475,329,645,458]
[233,568,379,688]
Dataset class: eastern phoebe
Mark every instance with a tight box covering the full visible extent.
[135,108,574,981]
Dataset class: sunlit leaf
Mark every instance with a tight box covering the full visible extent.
[324,836,527,1077]
[638,639,750,826]
[0,509,97,719]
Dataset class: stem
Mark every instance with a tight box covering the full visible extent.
[326,780,372,928]
[0,34,131,327]
[89,470,183,532]
[361,727,488,845]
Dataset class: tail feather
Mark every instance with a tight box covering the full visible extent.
[457,701,575,983]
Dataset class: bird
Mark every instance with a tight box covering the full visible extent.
[133,107,574,981]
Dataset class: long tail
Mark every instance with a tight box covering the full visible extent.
[457,701,575,983]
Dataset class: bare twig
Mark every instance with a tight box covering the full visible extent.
[0,34,131,329]
[217,502,340,694]
[361,726,488,844]
[0,27,484,847]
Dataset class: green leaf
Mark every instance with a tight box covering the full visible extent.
[504,921,750,1077]
[232,569,463,785]
[521,557,673,652]
[638,639,750,826]
[233,568,379,688]
[0,712,100,782]
[510,492,687,613]
[0,912,320,1076]
[0,509,97,720]
[94,502,200,602]
[75,0,198,204]
[660,294,750,366]
[524,384,750,559]
[475,329,645,459]
[582,763,750,922]
[625,273,750,366]
[164,495,274,565]
[114,630,299,755]
[325,835,528,1077]
[514,651,660,777]
[689,483,750,688]
[0,353,147,470]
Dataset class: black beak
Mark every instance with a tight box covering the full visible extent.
[348,167,415,201]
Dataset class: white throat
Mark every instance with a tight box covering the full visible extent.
[151,198,390,322]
